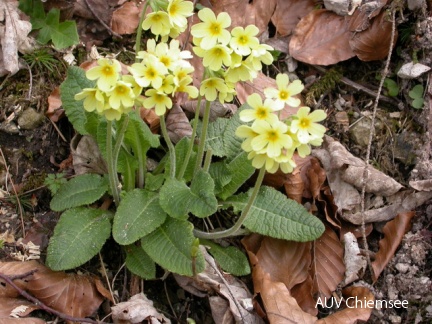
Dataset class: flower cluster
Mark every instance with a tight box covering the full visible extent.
[236,73,326,174]
[74,58,140,121]
[129,38,198,115]
[191,8,274,103]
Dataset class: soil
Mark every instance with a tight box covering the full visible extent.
[1,12,432,324]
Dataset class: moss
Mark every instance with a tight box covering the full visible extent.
[306,68,342,106]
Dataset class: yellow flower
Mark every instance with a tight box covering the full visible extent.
[235,124,257,153]
[199,77,228,102]
[107,80,135,110]
[172,65,195,86]
[143,89,173,116]
[191,8,231,49]
[246,43,274,70]
[128,56,168,89]
[142,11,171,36]
[102,108,124,121]
[167,0,194,29]
[86,58,121,92]
[290,106,327,144]
[173,76,198,98]
[264,73,304,109]
[158,75,175,94]
[230,25,260,56]
[74,88,105,113]
[121,75,143,98]
[239,94,278,123]
[250,119,293,158]
[224,59,256,83]
[194,44,232,71]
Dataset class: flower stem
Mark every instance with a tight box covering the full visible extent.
[193,166,266,239]
[194,100,211,173]
[106,120,120,206]
[160,114,176,178]
[135,1,149,59]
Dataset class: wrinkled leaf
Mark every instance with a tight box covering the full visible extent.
[125,245,156,280]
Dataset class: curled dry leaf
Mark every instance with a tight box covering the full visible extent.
[311,225,345,300]
[371,211,415,283]
[0,0,33,76]
[289,9,355,66]
[110,1,140,35]
[174,247,263,323]
[166,104,192,144]
[0,318,46,324]
[409,179,432,191]
[70,134,108,175]
[0,261,107,319]
[111,293,171,324]
[342,232,367,286]
[349,10,397,62]
[316,286,374,323]
[0,297,39,317]
[271,0,315,37]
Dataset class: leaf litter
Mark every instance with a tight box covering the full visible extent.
[1,0,432,323]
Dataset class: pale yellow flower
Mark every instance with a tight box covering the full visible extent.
[191,8,231,49]
[264,73,304,109]
[239,94,278,123]
[142,11,171,36]
[167,0,194,29]
[230,25,260,56]
[144,89,173,116]
[290,106,327,144]
[250,119,293,158]
[86,58,121,92]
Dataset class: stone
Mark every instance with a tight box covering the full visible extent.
[17,108,45,130]
[397,62,431,79]
[349,117,383,147]
[408,0,426,10]
[393,131,417,165]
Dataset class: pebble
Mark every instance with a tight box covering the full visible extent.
[17,108,45,130]
[395,263,410,274]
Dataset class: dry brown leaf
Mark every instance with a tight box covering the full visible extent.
[46,87,64,122]
[110,2,140,35]
[317,286,374,323]
[0,261,106,319]
[256,237,311,290]
[166,104,192,144]
[70,134,107,175]
[111,293,171,323]
[260,275,317,324]
[311,225,345,299]
[182,100,237,121]
[140,106,160,133]
[289,9,355,66]
[371,211,415,283]
[0,0,33,76]
[291,276,318,316]
[0,297,39,317]
[342,232,366,286]
[349,10,397,62]
[0,318,46,324]
[409,179,432,191]
[74,0,111,23]
[271,0,315,37]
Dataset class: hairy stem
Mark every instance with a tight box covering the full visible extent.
[106,120,120,206]
[194,100,211,173]
[194,167,266,239]
[160,114,176,178]
[135,0,149,59]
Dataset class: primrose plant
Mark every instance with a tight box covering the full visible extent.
[47,0,327,278]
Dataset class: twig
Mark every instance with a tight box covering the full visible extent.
[99,253,116,305]
[0,148,25,238]
[48,118,67,142]
[0,271,107,324]
[83,0,122,39]
[312,65,403,108]
[360,8,397,280]
[8,269,38,280]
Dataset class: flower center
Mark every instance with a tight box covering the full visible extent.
[146,68,156,79]
[279,90,289,100]
[266,130,279,142]
[169,4,178,15]
[210,23,221,35]
[116,86,126,94]
[239,36,248,45]
[257,107,268,119]
[300,118,310,128]
[160,57,170,66]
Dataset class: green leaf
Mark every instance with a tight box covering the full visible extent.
[159,170,218,219]
[47,207,112,270]
[208,162,231,195]
[167,137,197,181]
[113,189,167,245]
[202,240,250,276]
[205,118,230,157]
[227,186,325,241]
[218,151,255,200]
[409,84,424,99]
[223,106,248,161]
[50,174,108,212]
[383,78,399,97]
[411,97,424,109]
[125,245,156,279]
[145,173,165,191]
[60,67,96,135]
[52,20,79,49]
[141,218,205,276]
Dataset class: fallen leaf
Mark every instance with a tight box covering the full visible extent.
[0,0,34,76]
[70,134,108,175]
[0,261,106,319]
[316,286,374,323]
[166,104,192,144]
[46,87,64,122]
[111,293,171,324]
[371,211,415,282]
[349,10,397,61]
[342,232,366,286]
[271,0,315,37]
[311,225,345,300]
[182,100,237,121]
[110,2,140,35]
[289,9,355,66]
[409,179,432,191]
[291,276,318,316]
[0,317,46,324]
[0,297,39,317]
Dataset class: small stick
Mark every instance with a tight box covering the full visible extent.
[0,271,106,324]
